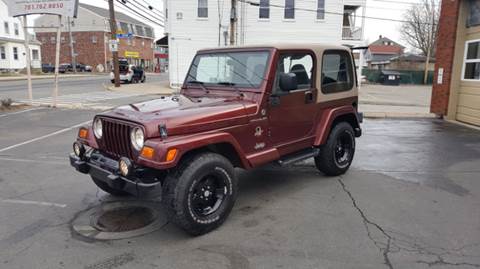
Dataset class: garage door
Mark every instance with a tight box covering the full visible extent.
[457,32,480,126]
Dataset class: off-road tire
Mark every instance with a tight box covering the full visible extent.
[315,122,355,176]
[110,79,114,83]
[162,152,237,236]
[91,176,129,196]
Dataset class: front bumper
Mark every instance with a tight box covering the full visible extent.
[70,152,161,196]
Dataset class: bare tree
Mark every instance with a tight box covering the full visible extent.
[400,0,439,57]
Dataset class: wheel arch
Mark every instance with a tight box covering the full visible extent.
[314,105,361,146]
[177,142,246,169]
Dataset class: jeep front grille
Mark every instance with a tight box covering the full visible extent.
[96,118,136,160]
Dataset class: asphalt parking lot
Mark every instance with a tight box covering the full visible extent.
[0,108,479,269]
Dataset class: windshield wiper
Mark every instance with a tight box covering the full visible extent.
[217,82,244,98]
[187,80,210,94]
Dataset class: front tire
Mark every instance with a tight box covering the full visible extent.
[91,176,129,196]
[315,122,355,176]
[162,152,237,236]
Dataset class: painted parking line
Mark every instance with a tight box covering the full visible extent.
[0,157,66,165]
[1,199,67,208]
[0,108,43,118]
[0,120,91,153]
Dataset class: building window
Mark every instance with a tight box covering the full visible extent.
[61,36,66,43]
[13,47,18,60]
[32,49,39,60]
[120,22,129,34]
[92,35,97,43]
[41,37,46,43]
[135,25,144,36]
[198,0,208,18]
[14,23,19,35]
[259,0,269,19]
[467,0,480,27]
[50,36,56,44]
[317,0,325,20]
[321,50,354,93]
[0,46,5,60]
[4,21,9,34]
[463,40,480,80]
[284,0,295,19]
[145,27,153,38]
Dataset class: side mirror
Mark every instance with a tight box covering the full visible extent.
[279,73,298,92]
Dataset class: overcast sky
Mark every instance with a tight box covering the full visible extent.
[26,0,433,49]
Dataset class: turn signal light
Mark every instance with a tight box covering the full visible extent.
[166,148,178,162]
[140,146,155,159]
[78,128,88,139]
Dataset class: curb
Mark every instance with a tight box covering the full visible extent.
[363,112,436,119]
[0,74,106,82]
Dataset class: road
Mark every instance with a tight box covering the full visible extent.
[0,73,168,102]
[0,107,479,269]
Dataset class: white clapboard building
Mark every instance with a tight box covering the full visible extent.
[0,0,42,72]
[163,0,367,87]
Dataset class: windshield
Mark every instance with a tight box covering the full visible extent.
[186,51,270,88]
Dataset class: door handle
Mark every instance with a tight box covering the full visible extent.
[305,91,314,104]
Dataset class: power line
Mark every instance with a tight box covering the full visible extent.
[118,0,165,23]
[130,0,166,19]
[137,0,165,16]
[113,0,164,27]
[239,0,437,25]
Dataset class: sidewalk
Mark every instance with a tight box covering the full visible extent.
[107,80,174,95]
[0,73,104,81]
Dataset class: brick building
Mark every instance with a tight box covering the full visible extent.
[431,0,480,126]
[34,3,155,72]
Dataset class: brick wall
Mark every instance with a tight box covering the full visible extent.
[37,32,106,69]
[430,0,461,116]
[37,32,154,71]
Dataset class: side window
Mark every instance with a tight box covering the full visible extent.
[275,53,313,92]
[321,50,354,94]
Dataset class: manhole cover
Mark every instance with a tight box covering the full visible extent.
[71,201,167,240]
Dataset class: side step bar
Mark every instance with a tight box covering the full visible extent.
[277,148,320,167]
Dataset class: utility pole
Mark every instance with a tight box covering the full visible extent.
[229,0,237,45]
[22,16,33,104]
[423,0,435,85]
[108,0,120,87]
[67,17,76,73]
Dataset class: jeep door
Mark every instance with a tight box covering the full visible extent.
[267,51,318,151]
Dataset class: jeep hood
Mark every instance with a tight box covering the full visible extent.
[100,94,257,138]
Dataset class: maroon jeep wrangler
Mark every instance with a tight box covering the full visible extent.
[70,44,362,235]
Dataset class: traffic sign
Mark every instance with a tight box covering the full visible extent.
[109,40,118,52]
[116,33,133,39]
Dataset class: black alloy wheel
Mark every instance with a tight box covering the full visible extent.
[315,122,356,176]
[190,174,228,218]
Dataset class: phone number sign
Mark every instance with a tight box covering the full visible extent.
[4,0,79,17]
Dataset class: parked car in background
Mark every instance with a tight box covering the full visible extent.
[59,63,72,73]
[84,65,93,72]
[110,64,146,83]
[41,64,55,73]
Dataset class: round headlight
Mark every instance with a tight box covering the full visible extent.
[93,118,103,139]
[130,127,144,151]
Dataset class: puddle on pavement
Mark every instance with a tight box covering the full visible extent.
[71,200,167,241]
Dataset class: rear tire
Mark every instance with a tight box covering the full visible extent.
[162,152,237,236]
[91,176,129,196]
[315,122,355,176]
